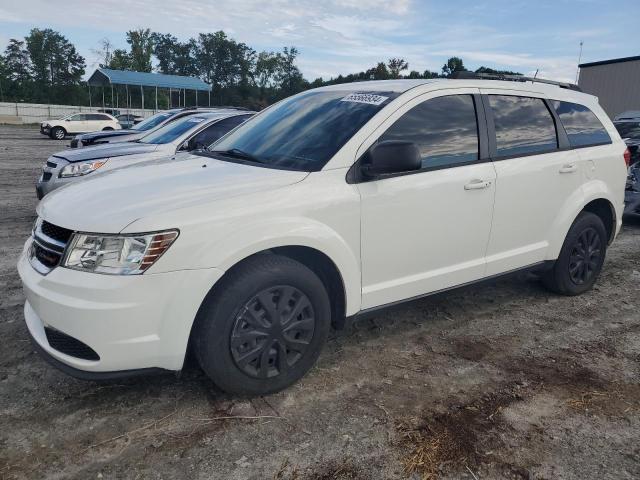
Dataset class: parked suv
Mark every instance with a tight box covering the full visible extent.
[36,110,253,198]
[19,79,627,395]
[40,113,121,139]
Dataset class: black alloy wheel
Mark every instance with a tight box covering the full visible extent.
[568,227,602,285]
[542,211,607,295]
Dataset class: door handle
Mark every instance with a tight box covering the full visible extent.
[464,179,492,190]
[559,163,578,174]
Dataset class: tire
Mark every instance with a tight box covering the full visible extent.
[50,127,66,140]
[193,254,331,395]
[102,127,114,131]
[542,211,607,295]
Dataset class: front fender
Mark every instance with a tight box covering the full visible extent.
[200,216,361,316]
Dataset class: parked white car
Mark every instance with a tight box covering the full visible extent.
[36,109,254,198]
[40,113,121,140]
[19,78,628,395]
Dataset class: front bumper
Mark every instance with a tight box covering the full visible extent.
[40,125,50,136]
[18,242,224,375]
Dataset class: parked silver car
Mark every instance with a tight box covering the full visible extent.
[70,107,249,148]
[37,110,254,198]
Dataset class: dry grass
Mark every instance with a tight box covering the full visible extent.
[396,418,476,480]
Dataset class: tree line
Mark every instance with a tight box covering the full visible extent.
[0,27,521,110]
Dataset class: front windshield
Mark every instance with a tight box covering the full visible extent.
[138,115,208,144]
[132,112,172,131]
[615,122,640,140]
[208,90,399,171]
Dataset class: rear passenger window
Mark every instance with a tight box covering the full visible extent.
[379,95,478,169]
[551,101,611,147]
[489,95,557,157]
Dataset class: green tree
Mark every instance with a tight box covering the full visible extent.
[25,28,85,86]
[3,39,31,83]
[108,49,133,70]
[126,28,154,72]
[387,58,408,78]
[422,69,441,79]
[276,47,305,96]
[441,56,466,77]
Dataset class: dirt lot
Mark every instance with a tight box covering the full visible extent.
[1,124,639,480]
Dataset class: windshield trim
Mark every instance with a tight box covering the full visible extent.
[193,150,311,172]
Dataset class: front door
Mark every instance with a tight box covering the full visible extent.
[357,90,497,309]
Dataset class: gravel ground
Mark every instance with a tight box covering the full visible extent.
[1,125,639,480]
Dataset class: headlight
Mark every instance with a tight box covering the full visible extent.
[59,160,107,178]
[62,230,179,275]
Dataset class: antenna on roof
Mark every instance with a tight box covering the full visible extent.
[534,69,539,79]
[575,41,584,84]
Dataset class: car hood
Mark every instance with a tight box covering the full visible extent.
[80,129,137,140]
[37,154,309,232]
[52,142,160,162]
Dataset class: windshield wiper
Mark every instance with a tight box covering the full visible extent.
[211,148,265,164]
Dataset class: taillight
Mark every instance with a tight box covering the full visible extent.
[624,148,631,167]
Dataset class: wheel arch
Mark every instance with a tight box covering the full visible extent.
[547,185,619,259]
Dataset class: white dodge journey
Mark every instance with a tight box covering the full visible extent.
[19,78,628,395]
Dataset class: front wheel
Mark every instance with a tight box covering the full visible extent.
[542,211,607,295]
[50,127,65,140]
[193,254,331,395]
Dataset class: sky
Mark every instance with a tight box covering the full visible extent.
[0,0,638,83]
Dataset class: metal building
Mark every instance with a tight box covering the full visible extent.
[578,55,640,118]
[87,68,212,111]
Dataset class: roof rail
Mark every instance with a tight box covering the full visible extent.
[181,105,251,111]
[451,71,582,92]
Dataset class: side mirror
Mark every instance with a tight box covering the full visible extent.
[362,141,421,177]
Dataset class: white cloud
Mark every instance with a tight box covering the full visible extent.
[0,0,624,84]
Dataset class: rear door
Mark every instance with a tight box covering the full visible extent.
[87,113,110,131]
[357,89,497,309]
[67,114,88,133]
[480,90,583,275]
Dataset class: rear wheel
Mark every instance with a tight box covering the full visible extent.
[193,254,330,395]
[50,127,65,140]
[542,211,607,295]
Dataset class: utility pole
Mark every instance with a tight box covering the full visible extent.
[575,41,583,84]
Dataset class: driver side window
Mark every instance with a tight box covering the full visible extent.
[379,95,479,170]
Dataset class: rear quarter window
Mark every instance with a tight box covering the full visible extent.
[551,101,611,148]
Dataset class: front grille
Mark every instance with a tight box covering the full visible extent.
[33,243,61,268]
[41,221,73,244]
[42,171,52,182]
[44,327,100,361]
[69,138,78,148]
[30,220,74,274]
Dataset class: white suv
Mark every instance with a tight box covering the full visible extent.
[40,113,121,139]
[19,79,628,395]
